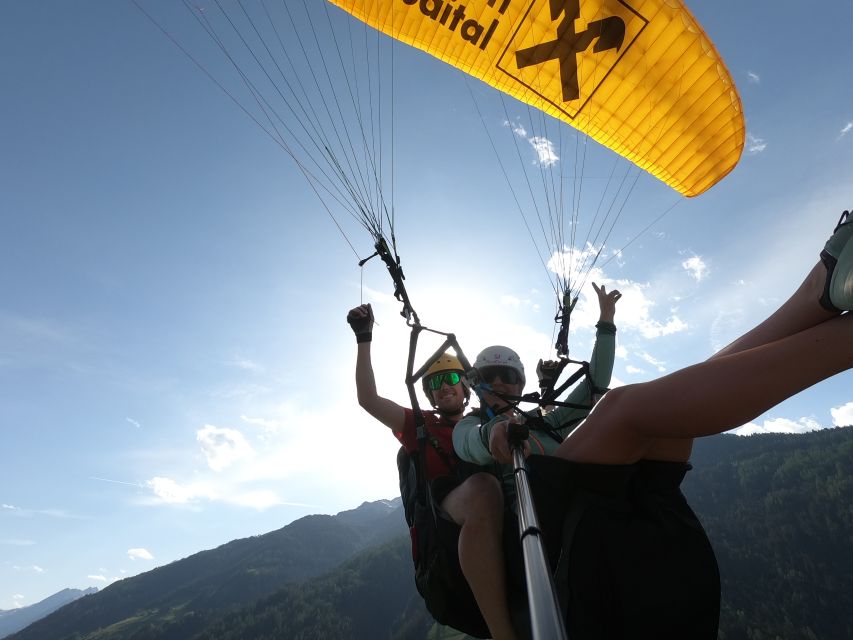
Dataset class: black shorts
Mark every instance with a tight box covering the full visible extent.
[528,455,720,640]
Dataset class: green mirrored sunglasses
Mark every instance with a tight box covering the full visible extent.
[427,371,462,390]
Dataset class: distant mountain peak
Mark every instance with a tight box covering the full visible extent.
[0,587,98,639]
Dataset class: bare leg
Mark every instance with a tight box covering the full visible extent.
[713,263,838,358]
[442,473,518,640]
[558,257,853,464]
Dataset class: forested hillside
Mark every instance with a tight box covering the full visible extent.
[686,430,853,640]
[10,429,853,639]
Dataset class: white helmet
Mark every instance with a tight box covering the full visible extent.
[472,345,525,385]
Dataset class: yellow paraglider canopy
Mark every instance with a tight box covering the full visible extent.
[329,0,745,197]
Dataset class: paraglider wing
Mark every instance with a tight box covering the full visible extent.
[328,0,745,197]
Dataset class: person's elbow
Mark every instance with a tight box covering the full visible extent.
[356,390,379,412]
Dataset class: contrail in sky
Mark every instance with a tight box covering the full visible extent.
[89,477,144,488]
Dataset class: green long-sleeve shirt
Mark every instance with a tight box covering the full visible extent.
[452,321,617,502]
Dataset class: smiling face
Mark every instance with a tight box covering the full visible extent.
[426,370,467,416]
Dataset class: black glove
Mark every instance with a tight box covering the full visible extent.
[346,304,374,343]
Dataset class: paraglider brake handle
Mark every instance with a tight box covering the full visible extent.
[536,358,565,390]
[358,250,379,267]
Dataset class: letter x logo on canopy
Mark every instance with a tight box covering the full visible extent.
[498,0,647,118]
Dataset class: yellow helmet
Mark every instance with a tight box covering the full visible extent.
[422,353,469,405]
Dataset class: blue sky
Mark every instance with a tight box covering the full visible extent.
[2,0,852,610]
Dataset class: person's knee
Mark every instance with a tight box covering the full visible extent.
[443,472,504,524]
[595,384,638,419]
[463,473,504,511]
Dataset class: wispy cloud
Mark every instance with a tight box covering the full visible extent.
[126,418,141,429]
[240,414,281,432]
[146,477,217,505]
[746,70,760,84]
[143,475,317,511]
[10,564,45,575]
[1,505,76,519]
[838,122,852,141]
[229,356,264,373]
[747,133,767,154]
[0,538,35,546]
[504,119,526,137]
[87,574,110,583]
[831,402,853,427]
[637,351,667,373]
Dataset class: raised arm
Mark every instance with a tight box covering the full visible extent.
[547,282,619,430]
[347,304,406,431]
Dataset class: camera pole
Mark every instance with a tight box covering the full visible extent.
[508,422,567,640]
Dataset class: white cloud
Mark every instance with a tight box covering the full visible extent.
[87,575,109,583]
[746,70,760,84]
[831,402,853,427]
[2,504,18,510]
[625,365,644,374]
[615,345,628,359]
[747,133,767,154]
[127,548,154,561]
[504,119,527,137]
[681,255,709,282]
[731,416,822,435]
[197,425,254,471]
[546,254,688,340]
[528,136,559,167]
[126,418,141,429]
[146,477,217,505]
[32,565,45,573]
[12,594,25,609]
[501,118,558,165]
[637,351,667,372]
[838,122,853,141]
[0,539,35,546]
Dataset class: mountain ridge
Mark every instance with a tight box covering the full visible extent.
[9,429,853,639]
